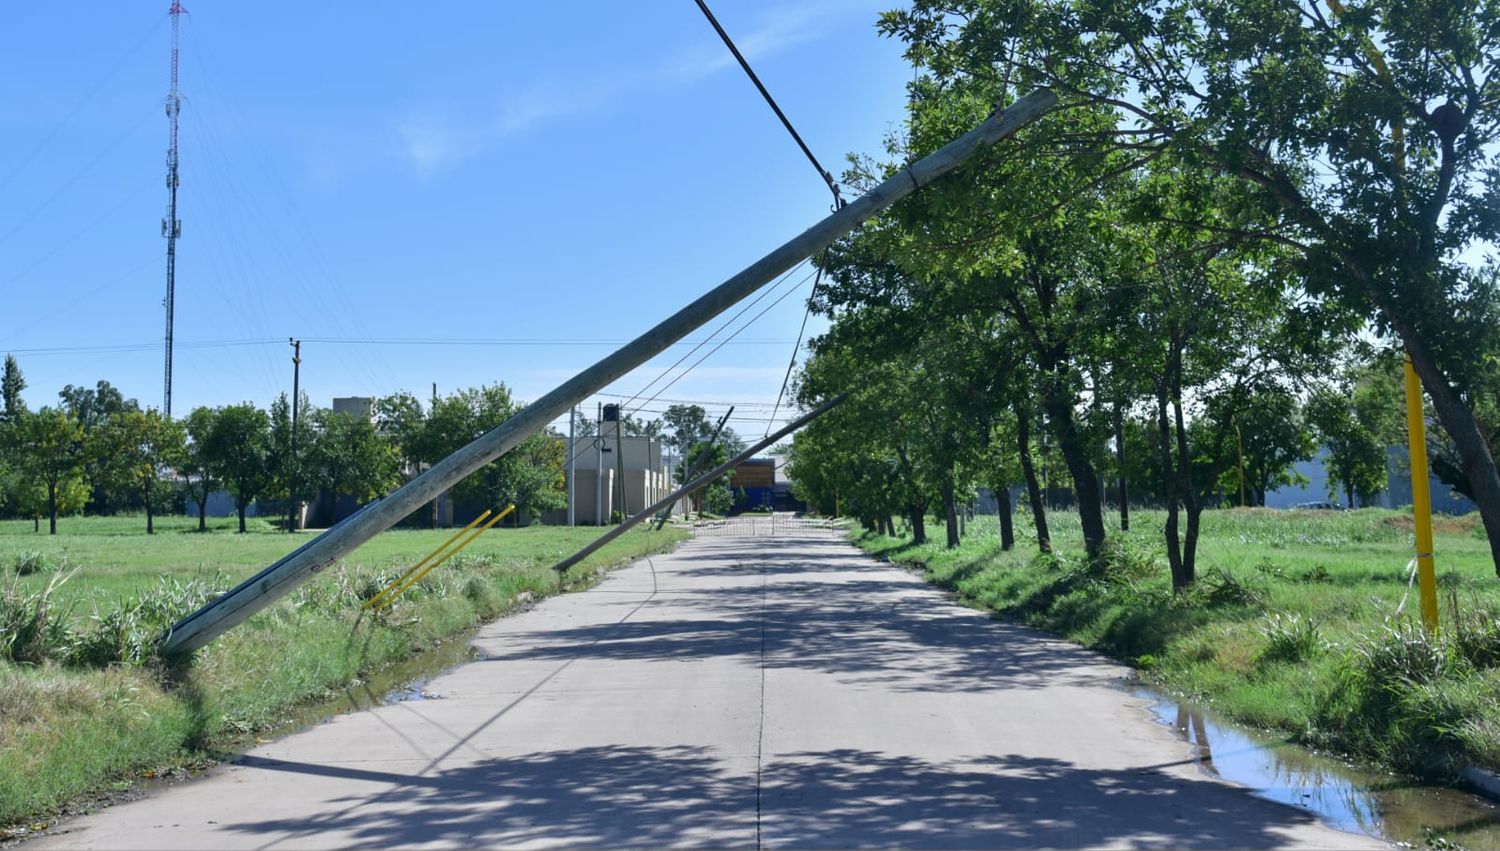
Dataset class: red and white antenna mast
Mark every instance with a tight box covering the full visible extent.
[162,2,185,416]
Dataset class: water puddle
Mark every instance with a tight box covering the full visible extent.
[271,637,487,733]
[1126,680,1500,848]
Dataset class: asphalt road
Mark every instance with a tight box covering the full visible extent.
[35,523,1382,849]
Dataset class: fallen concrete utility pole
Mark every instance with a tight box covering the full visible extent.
[159,89,1056,657]
[551,393,845,575]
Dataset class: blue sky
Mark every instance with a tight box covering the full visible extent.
[0,1,913,436]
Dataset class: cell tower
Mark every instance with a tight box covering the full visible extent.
[162,2,186,416]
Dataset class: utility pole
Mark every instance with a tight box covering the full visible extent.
[156,90,1057,656]
[594,402,603,525]
[606,404,627,523]
[566,406,576,526]
[288,339,301,533]
[552,395,846,574]
[161,2,186,417]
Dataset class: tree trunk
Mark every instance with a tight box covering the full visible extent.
[1043,388,1107,563]
[145,480,154,535]
[1115,402,1130,532]
[1345,479,1355,510]
[1016,403,1051,553]
[996,484,1015,551]
[33,515,39,533]
[1157,379,1186,590]
[941,474,959,549]
[1171,393,1198,588]
[237,504,247,534]
[1397,324,1500,575]
[47,481,57,535]
[909,506,927,545]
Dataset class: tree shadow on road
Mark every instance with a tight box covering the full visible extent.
[223,746,1334,849]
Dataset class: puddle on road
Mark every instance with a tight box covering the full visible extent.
[1125,681,1500,848]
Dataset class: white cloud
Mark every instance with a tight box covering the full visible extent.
[394,1,866,174]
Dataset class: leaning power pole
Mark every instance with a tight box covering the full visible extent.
[158,91,1057,656]
[161,2,186,416]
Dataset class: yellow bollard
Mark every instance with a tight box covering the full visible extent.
[1404,355,1439,632]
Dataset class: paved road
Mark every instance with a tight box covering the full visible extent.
[36,528,1382,849]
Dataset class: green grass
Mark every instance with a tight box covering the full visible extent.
[0,515,686,829]
[857,507,1500,777]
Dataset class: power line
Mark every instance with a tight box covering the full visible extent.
[764,267,821,437]
[692,0,843,210]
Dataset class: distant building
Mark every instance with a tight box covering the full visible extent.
[331,396,375,421]
[1262,445,1475,513]
[549,405,674,524]
[732,458,775,511]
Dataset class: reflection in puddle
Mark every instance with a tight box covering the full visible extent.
[1129,681,1500,848]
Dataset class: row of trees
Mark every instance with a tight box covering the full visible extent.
[787,0,1500,585]
[0,355,573,533]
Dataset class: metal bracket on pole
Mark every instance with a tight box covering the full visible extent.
[157,89,1057,657]
[551,394,846,576]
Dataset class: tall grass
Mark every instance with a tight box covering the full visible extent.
[0,521,685,828]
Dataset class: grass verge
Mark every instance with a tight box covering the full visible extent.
[0,519,685,829]
[856,508,1500,778]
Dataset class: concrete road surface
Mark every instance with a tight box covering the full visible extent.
[35,524,1383,849]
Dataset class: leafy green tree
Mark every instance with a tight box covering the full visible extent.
[376,391,438,526]
[883,0,1500,572]
[93,409,187,534]
[204,404,273,533]
[1308,389,1390,507]
[424,384,565,522]
[1,354,24,425]
[15,408,87,534]
[306,408,401,506]
[182,406,218,531]
[59,380,138,513]
[1221,386,1316,507]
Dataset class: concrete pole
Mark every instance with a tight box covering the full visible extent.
[567,406,576,526]
[158,90,1056,656]
[595,402,603,525]
[551,394,845,575]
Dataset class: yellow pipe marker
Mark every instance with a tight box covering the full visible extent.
[364,509,493,611]
[1405,356,1440,631]
[1325,0,1435,631]
[372,505,514,612]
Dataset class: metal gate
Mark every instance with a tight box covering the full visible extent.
[690,514,841,538]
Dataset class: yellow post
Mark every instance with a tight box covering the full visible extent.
[373,505,514,612]
[364,509,491,610]
[1404,354,1439,632]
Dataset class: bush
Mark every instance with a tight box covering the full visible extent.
[11,551,52,577]
[0,573,74,664]
[1200,568,1264,607]
[1259,613,1322,663]
[67,576,222,668]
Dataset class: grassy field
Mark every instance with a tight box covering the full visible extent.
[857,507,1500,778]
[0,515,686,829]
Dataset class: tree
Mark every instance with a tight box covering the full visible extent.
[93,409,186,534]
[1308,389,1390,507]
[376,391,438,526]
[182,406,218,531]
[425,384,566,522]
[1220,387,1317,506]
[15,408,87,534]
[306,408,401,506]
[883,0,1500,572]
[1,354,24,425]
[59,380,138,513]
[204,404,273,533]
